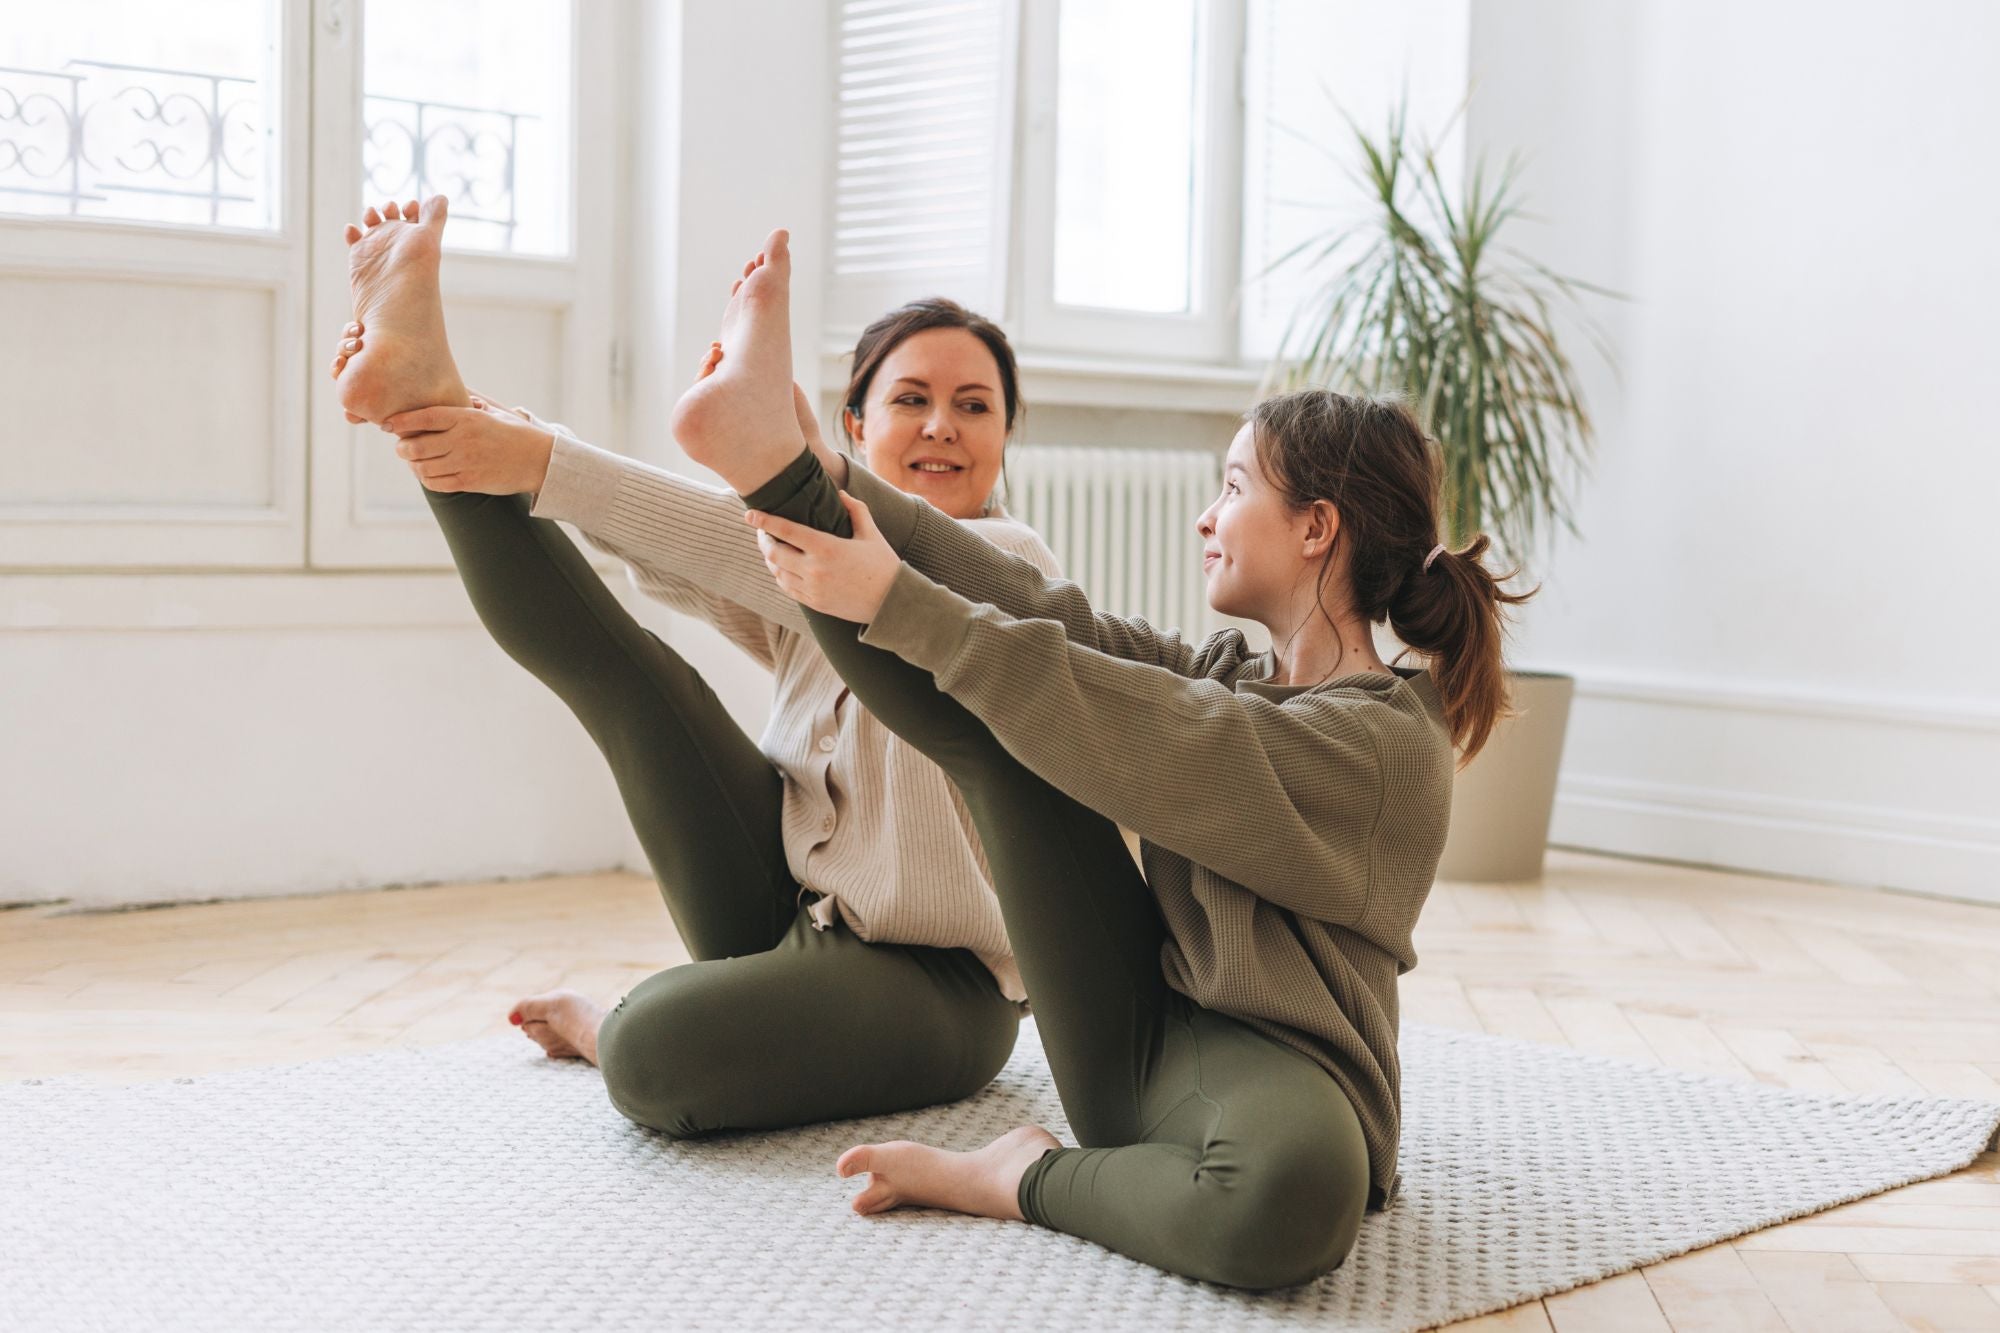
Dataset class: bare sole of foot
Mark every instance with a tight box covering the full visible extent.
[835,1124,1061,1220]
[338,195,471,424]
[669,230,810,493]
[508,988,607,1065]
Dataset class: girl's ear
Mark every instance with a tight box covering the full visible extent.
[843,406,863,443]
[1305,499,1340,558]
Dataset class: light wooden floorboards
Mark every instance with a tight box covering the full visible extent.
[6,849,1998,1331]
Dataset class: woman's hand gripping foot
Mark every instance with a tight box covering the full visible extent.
[835,1124,1062,1222]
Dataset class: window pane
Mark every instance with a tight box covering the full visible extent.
[362,0,572,258]
[1051,0,1197,314]
[0,0,282,230]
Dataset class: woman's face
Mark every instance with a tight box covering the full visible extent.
[845,327,1008,519]
[1196,422,1327,621]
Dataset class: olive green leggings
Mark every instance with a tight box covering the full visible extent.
[423,486,1021,1137]
[738,446,1371,1290]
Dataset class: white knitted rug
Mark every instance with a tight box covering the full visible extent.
[5,1019,1995,1333]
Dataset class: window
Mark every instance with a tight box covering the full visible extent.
[1237,0,1470,362]
[0,1,621,571]
[824,0,1017,333]
[361,0,573,257]
[1016,0,1241,360]
[822,0,1242,362]
[0,0,284,231]
[1049,0,1199,314]
[821,0,1471,374]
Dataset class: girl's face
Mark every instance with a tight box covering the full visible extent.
[1196,422,1327,620]
[845,327,1009,520]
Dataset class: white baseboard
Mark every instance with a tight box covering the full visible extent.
[1542,668,2000,906]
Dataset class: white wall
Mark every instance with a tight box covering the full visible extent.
[1468,0,2000,902]
[0,578,641,906]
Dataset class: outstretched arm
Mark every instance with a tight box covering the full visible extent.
[859,562,1388,924]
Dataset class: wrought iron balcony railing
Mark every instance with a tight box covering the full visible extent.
[2,58,536,249]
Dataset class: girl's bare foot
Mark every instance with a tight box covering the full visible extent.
[835,1124,1061,1221]
[670,230,811,493]
[699,339,846,484]
[338,195,471,424]
[507,988,608,1065]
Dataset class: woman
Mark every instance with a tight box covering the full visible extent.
[330,199,1064,1138]
[676,229,1534,1289]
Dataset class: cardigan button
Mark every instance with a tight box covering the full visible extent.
[818,735,836,753]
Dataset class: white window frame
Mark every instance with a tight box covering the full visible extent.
[1012,0,1245,364]
[0,0,313,568]
[306,0,621,568]
[0,0,622,572]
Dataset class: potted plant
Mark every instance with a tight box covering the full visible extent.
[1264,99,1623,882]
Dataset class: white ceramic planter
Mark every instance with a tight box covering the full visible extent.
[1435,670,1576,883]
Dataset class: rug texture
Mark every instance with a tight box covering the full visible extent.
[4,1017,1995,1332]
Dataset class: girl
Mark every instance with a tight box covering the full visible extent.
[330,198,1069,1139]
[679,230,1534,1289]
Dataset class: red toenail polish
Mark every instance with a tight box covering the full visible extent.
[509,1013,522,1025]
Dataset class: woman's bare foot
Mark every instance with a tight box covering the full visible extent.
[835,1124,1061,1221]
[670,230,811,493]
[507,988,607,1065]
[337,195,471,424]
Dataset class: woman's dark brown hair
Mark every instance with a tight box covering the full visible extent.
[1247,389,1538,767]
[837,297,1023,508]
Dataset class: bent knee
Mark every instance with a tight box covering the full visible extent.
[1193,1156,1365,1290]
[594,982,734,1139]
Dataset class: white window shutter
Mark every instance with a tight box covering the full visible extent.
[1239,0,1470,363]
[825,0,1018,334]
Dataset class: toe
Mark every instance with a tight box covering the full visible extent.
[835,1144,873,1178]
[363,205,381,227]
[404,197,419,220]
[343,223,361,244]
[383,200,402,221]
[852,1185,898,1215]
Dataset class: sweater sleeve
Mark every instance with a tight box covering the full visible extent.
[841,455,1208,676]
[857,563,1384,925]
[528,428,812,642]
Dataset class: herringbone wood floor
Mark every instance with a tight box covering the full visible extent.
[6,848,1998,1331]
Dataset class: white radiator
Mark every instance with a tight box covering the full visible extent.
[997,444,1222,640]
